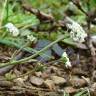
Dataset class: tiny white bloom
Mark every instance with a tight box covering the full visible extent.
[62,52,72,68]
[66,17,87,43]
[27,34,37,42]
[5,23,19,37]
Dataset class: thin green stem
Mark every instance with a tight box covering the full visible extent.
[5,0,9,22]
[0,38,53,59]
[0,0,8,27]
[0,34,69,68]
[10,41,30,61]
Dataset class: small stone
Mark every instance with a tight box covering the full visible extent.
[44,79,55,90]
[91,83,96,91]
[92,71,96,81]
[90,83,96,96]
[51,76,66,85]
[64,86,77,93]
[41,72,50,79]
[30,76,44,86]
[14,78,25,87]
[35,72,42,77]
[0,80,13,87]
[50,66,58,73]
[41,67,53,79]
[70,76,87,87]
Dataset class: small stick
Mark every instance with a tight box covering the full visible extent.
[22,4,54,22]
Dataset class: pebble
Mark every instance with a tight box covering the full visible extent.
[30,76,44,86]
[44,79,55,90]
[51,76,66,85]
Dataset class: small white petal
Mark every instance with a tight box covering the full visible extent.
[5,23,19,37]
[65,61,72,68]
[62,52,68,58]
[62,52,72,68]
[27,34,37,42]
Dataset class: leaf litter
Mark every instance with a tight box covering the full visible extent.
[0,0,96,96]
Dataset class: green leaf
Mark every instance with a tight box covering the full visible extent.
[74,90,87,96]
[62,38,75,46]
[93,0,96,3]
[8,13,39,27]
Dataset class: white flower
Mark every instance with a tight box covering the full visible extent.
[62,52,72,68]
[27,34,37,42]
[66,17,87,43]
[4,23,19,37]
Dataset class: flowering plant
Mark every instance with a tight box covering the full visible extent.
[61,52,72,68]
[66,17,87,43]
[4,23,19,37]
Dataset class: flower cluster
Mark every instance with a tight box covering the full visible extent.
[27,34,37,42]
[62,52,71,68]
[66,17,87,43]
[5,23,19,37]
